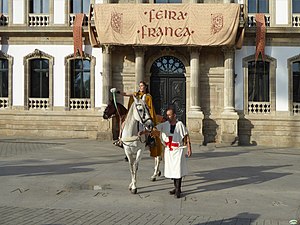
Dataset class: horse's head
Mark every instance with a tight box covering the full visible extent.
[103,101,116,119]
[132,96,154,131]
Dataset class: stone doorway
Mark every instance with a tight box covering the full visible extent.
[150,56,186,124]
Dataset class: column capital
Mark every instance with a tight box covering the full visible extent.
[189,46,202,54]
[133,46,147,56]
[102,45,114,54]
[221,46,235,54]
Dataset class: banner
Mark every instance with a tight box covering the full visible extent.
[92,4,241,46]
[73,14,85,57]
[255,14,266,61]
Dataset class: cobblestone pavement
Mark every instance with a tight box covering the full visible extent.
[0,205,287,225]
[0,137,299,225]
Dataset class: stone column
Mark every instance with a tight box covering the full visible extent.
[222,46,236,113]
[134,47,145,88]
[189,47,202,112]
[220,46,238,145]
[187,47,204,144]
[102,45,112,110]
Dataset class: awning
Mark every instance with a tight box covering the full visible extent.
[90,3,242,47]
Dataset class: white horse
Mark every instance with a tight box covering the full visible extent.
[121,95,154,194]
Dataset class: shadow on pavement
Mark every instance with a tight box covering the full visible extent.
[183,165,292,195]
[0,160,123,177]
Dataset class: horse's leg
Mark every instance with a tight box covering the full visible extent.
[150,156,162,181]
[130,147,143,194]
[124,149,135,191]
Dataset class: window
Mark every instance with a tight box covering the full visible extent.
[30,59,49,98]
[0,58,8,98]
[248,60,270,102]
[243,55,276,114]
[293,62,300,103]
[70,59,90,99]
[248,0,269,13]
[293,0,300,13]
[69,0,91,26]
[70,0,90,14]
[0,0,8,14]
[288,57,300,114]
[0,51,12,109]
[65,53,96,110]
[24,49,53,110]
[29,0,49,14]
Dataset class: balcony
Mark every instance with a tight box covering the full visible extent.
[292,13,300,27]
[28,98,49,110]
[28,14,50,27]
[69,14,89,27]
[0,14,9,26]
[248,101,271,114]
[70,98,91,110]
[247,13,271,27]
[0,98,8,109]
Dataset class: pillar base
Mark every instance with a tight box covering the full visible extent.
[187,110,204,144]
[220,111,239,145]
[189,106,202,112]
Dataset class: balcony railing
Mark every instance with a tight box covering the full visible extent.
[247,13,271,27]
[292,14,300,27]
[0,98,8,108]
[0,14,9,26]
[293,102,300,115]
[70,98,91,110]
[248,101,271,114]
[28,14,50,27]
[69,14,89,27]
[28,98,49,109]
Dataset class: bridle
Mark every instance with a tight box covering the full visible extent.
[134,102,152,130]
[122,101,153,147]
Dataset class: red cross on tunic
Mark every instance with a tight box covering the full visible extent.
[165,136,179,151]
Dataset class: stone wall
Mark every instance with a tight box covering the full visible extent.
[0,110,112,140]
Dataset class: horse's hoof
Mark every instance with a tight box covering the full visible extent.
[150,176,156,182]
[131,188,137,194]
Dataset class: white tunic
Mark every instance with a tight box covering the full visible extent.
[156,121,189,179]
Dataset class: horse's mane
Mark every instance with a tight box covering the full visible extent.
[124,101,134,123]
[116,102,128,115]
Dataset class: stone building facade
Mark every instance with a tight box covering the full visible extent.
[1,0,300,147]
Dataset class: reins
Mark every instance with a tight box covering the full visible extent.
[111,90,122,119]
[121,120,147,147]
[111,90,125,141]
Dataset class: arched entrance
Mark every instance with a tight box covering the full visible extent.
[150,56,186,124]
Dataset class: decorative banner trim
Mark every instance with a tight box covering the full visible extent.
[88,5,100,47]
[92,4,241,46]
[73,14,85,57]
[255,14,266,61]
